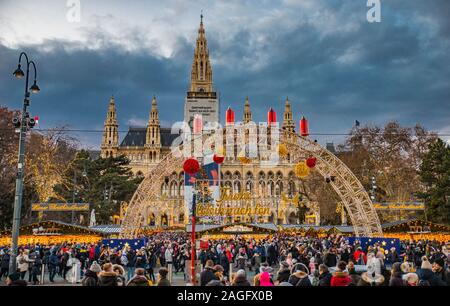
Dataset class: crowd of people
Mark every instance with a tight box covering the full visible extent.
[0,233,449,286]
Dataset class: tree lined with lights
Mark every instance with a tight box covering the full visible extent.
[54,153,142,224]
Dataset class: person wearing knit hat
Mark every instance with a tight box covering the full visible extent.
[82,261,101,286]
[90,261,101,273]
[416,256,444,286]
[232,269,251,286]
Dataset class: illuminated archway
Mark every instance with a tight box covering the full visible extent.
[120,131,383,237]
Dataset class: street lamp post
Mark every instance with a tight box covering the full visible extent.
[9,51,40,273]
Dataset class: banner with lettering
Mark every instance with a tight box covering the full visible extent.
[184,156,220,220]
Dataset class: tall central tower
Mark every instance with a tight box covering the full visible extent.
[184,14,219,127]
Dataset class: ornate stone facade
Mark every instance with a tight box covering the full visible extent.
[101,16,319,227]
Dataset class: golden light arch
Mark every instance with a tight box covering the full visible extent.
[120,130,383,238]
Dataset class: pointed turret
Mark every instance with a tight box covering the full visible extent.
[189,13,213,93]
[146,95,161,146]
[145,96,162,163]
[101,95,119,158]
[282,97,295,133]
[243,96,252,123]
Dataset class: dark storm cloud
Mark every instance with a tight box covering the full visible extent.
[0,0,449,148]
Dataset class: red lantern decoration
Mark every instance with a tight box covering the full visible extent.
[300,116,309,136]
[306,157,316,168]
[213,154,224,164]
[183,158,200,175]
[268,108,277,125]
[226,107,235,125]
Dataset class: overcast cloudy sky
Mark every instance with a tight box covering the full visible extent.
[0,0,449,148]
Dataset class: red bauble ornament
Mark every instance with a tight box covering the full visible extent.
[213,154,224,164]
[306,157,317,168]
[183,158,200,175]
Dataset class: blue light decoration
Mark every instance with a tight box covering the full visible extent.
[101,238,147,250]
[347,237,401,254]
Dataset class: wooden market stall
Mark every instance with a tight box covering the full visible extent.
[382,219,450,242]
[0,220,103,246]
[186,223,278,240]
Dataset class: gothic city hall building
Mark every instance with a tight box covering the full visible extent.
[100,17,320,228]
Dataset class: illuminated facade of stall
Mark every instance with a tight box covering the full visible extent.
[0,220,103,246]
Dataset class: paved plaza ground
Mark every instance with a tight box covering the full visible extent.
[0,265,265,286]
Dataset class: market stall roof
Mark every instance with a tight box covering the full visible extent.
[281,224,354,233]
[186,223,278,233]
[0,220,102,236]
[89,224,122,234]
[382,219,450,232]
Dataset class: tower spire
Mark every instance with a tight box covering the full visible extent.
[243,96,252,123]
[282,97,295,133]
[101,96,119,158]
[189,12,213,93]
[146,95,161,146]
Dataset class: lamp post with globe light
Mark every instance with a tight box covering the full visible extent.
[9,51,40,273]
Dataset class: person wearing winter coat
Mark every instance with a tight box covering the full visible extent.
[323,249,338,268]
[48,251,60,283]
[66,253,82,283]
[318,264,332,286]
[0,249,11,280]
[98,263,119,286]
[17,249,31,280]
[330,261,351,286]
[113,264,126,286]
[165,246,173,266]
[347,261,361,286]
[125,250,136,281]
[146,250,157,282]
[235,249,248,271]
[416,256,446,286]
[258,271,274,286]
[219,251,230,276]
[389,262,405,286]
[157,267,171,286]
[231,269,251,286]
[276,262,291,284]
[27,250,37,282]
[30,256,42,285]
[127,268,150,286]
[81,261,101,286]
[200,260,218,286]
[432,258,450,286]
[353,247,367,265]
[387,247,400,264]
[288,263,312,286]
